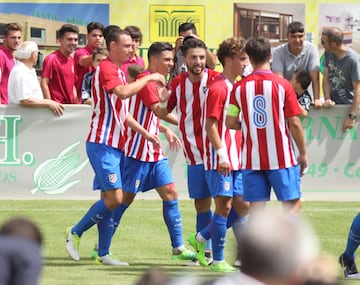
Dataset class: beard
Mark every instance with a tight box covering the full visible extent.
[187,64,204,76]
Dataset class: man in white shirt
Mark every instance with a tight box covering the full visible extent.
[8,41,64,116]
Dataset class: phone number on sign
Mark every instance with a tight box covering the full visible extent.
[306,163,360,178]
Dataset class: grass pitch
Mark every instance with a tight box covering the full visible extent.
[0,199,359,285]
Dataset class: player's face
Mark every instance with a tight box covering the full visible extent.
[87,29,104,49]
[287,32,305,55]
[154,50,174,76]
[93,54,107,68]
[184,47,206,76]
[3,30,22,51]
[231,51,249,77]
[60,32,78,55]
[116,34,134,63]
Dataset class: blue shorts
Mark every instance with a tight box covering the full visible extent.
[242,165,301,202]
[86,142,124,191]
[187,164,212,199]
[123,157,173,194]
[205,170,243,198]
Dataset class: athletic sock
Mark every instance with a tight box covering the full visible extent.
[72,199,110,237]
[344,213,360,260]
[97,210,113,257]
[211,214,227,262]
[197,210,212,251]
[163,199,183,248]
[112,203,128,236]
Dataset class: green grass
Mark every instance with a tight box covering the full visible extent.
[0,200,360,285]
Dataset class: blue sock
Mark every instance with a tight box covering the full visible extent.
[72,199,110,237]
[197,210,212,251]
[344,213,360,260]
[226,208,248,242]
[211,214,227,262]
[226,207,238,229]
[112,203,128,236]
[163,199,183,248]
[98,210,113,257]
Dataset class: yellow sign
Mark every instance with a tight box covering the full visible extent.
[149,5,205,42]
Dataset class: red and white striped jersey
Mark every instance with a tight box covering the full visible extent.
[168,68,219,165]
[87,58,128,150]
[125,71,164,162]
[229,71,302,170]
[203,75,242,171]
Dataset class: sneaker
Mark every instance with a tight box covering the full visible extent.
[96,254,129,266]
[339,253,360,278]
[91,243,98,260]
[187,233,208,267]
[65,226,80,261]
[171,248,196,260]
[210,260,238,273]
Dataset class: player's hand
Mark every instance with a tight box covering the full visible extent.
[313,99,323,110]
[158,86,171,103]
[323,99,335,108]
[343,117,356,132]
[218,162,231,177]
[297,153,308,177]
[217,148,231,176]
[163,128,182,152]
[49,101,65,116]
[144,133,161,149]
[148,72,166,86]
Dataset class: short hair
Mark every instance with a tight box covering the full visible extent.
[181,37,206,56]
[4,23,22,36]
[127,64,145,79]
[322,27,344,46]
[287,21,305,34]
[217,37,247,67]
[125,25,143,44]
[294,70,311,90]
[58,24,79,38]
[178,22,197,34]
[105,28,129,50]
[87,21,104,34]
[147,42,173,61]
[103,24,121,40]
[14,41,38,59]
[245,37,271,65]
[92,47,108,60]
[0,217,42,245]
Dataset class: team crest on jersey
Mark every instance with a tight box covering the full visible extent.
[202,86,209,95]
[135,179,141,189]
[108,174,117,184]
[224,181,230,192]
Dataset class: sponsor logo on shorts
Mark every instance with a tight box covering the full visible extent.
[224,181,230,191]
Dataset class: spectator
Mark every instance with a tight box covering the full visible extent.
[290,69,312,116]
[41,24,79,104]
[121,25,145,75]
[0,22,22,105]
[74,21,104,102]
[8,41,64,116]
[81,47,107,105]
[272,21,320,108]
[0,216,43,285]
[321,26,360,131]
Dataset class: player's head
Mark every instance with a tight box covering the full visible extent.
[245,37,271,66]
[182,37,207,76]
[92,48,108,68]
[125,25,143,49]
[58,24,79,55]
[148,42,173,76]
[127,64,145,82]
[86,22,104,49]
[291,70,311,91]
[3,22,22,51]
[105,28,133,63]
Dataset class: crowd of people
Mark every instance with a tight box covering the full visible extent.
[1,18,360,283]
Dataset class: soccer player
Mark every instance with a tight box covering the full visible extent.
[187,37,250,272]
[158,37,219,264]
[65,28,166,266]
[226,37,308,216]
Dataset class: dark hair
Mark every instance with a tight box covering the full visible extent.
[245,37,271,65]
[87,21,104,34]
[0,217,42,245]
[147,42,173,61]
[217,37,247,67]
[322,27,344,46]
[178,22,197,34]
[105,28,129,50]
[127,64,145,79]
[4,23,22,36]
[103,25,121,40]
[294,70,311,90]
[287,21,304,34]
[125,25,143,44]
[92,47,108,60]
[58,24,79,38]
[181,37,206,56]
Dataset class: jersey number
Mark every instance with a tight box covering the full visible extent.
[253,95,267,128]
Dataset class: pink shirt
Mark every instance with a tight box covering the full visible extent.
[120,54,145,75]
[125,71,164,162]
[0,46,15,104]
[74,45,94,102]
[229,71,302,170]
[87,58,128,150]
[203,75,241,171]
[41,50,76,104]
[168,68,219,165]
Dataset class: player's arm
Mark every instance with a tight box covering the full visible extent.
[78,54,93,68]
[225,103,241,130]
[126,113,160,147]
[156,85,173,120]
[40,77,52,100]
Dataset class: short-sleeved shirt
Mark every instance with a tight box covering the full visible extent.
[81,70,94,103]
[87,58,128,150]
[0,46,15,104]
[8,61,44,104]
[323,48,360,104]
[297,89,312,112]
[272,41,320,80]
[41,50,76,104]
[229,70,302,170]
[120,54,145,76]
[125,70,164,162]
[74,45,94,101]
